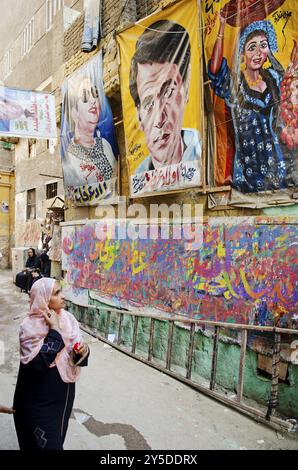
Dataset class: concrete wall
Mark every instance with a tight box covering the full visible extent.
[0,1,63,89]
[0,0,44,63]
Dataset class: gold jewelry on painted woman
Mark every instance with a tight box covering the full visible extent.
[240,55,246,72]
[244,71,262,87]
[262,57,272,69]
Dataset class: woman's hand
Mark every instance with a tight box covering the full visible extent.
[0,406,15,414]
[75,343,89,358]
[41,309,61,333]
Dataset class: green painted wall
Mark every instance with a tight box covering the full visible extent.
[262,205,298,216]
[69,301,298,419]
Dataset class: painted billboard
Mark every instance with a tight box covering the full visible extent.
[203,0,298,206]
[0,86,56,139]
[60,52,119,206]
[117,0,203,197]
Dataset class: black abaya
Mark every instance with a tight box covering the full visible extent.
[15,255,41,292]
[13,329,88,450]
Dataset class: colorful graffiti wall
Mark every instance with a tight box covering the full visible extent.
[62,217,298,328]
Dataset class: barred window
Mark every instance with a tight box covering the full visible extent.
[46,0,63,31]
[3,48,13,78]
[21,18,34,57]
[46,182,58,199]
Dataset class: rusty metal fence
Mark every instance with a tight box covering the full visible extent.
[70,302,298,432]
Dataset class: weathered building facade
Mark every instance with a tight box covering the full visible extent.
[0,0,74,271]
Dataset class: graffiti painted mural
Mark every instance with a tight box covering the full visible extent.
[16,219,42,247]
[48,224,62,262]
[61,217,298,328]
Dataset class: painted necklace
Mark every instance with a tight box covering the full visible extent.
[244,71,262,87]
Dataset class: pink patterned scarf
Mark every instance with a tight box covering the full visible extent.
[20,277,81,383]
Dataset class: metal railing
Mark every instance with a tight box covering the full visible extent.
[70,302,298,432]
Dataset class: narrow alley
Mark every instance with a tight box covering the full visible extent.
[1,270,297,451]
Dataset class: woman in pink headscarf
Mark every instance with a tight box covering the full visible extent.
[13,277,89,450]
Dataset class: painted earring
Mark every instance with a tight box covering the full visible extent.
[240,55,246,72]
[262,57,272,69]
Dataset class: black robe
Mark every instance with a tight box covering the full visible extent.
[40,252,51,277]
[15,255,41,292]
[13,329,88,450]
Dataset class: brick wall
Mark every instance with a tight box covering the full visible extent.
[64,0,138,91]
[64,13,85,64]
[64,0,176,96]
[136,0,159,19]
[136,0,179,19]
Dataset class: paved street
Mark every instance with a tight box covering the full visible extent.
[0,269,297,450]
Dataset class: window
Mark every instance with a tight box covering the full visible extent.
[46,0,63,31]
[28,139,36,158]
[46,182,58,200]
[3,48,13,78]
[21,18,34,57]
[27,189,36,220]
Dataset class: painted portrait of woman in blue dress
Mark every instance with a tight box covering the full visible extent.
[208,16,297,193]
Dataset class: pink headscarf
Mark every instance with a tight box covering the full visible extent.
[20,277,82,383]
